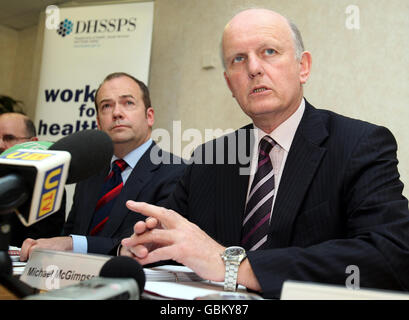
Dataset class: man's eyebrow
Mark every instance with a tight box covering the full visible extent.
[119,94,136,99]
[98,95,136,104]
[98,98,114,104]
[98,98,113,105]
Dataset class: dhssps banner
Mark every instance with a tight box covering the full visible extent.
[34,2,154,140]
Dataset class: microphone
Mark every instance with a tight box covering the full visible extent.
[0,130,113,299]
[0,141,54,156]
[25,257,146,300]
[0,130,113,226]
[100,256,146,292]
[49,129,114,184]
[0,141,54,298]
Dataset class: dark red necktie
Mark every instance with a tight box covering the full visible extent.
[89,159,128,236]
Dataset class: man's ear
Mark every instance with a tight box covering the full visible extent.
[146,107,155,127]
[299,51,312,84]
[96,115,101,130]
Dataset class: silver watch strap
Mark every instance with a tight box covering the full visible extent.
[224,260,239,291]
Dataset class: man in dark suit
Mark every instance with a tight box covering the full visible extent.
[120,9,409,298]
[20,73,185,259]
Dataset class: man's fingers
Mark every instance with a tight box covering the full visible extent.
[128,245,149,259]
[133,218,160,236]
[126,201,177,227]
[122,228,173,249]
[133,220,148,235]
[137,245,176,266]
[120,244,148,259]
[20,238,36,261]
[124,201,188,267]
[145,217,159,229]
[119,245,136,258]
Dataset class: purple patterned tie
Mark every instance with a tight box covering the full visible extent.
[241,135,276,251]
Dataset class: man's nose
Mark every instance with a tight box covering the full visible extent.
[248,55,264,79]
[112,103,124,118]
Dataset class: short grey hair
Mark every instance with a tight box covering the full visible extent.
[288,20,305,61]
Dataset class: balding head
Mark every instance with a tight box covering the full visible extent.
[221,9,304,68]
[0,112,37,153]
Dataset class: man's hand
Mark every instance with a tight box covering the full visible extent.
[121,201,226,282]
[119,216,160,258]
[20,236,73,261]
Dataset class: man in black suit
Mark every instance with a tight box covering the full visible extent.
[20,73,185,259]
[121,9,409,298]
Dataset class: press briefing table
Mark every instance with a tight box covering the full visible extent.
[4,248,409,300]
[4,257,263,300]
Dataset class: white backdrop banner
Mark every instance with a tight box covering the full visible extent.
[34,1,154,141]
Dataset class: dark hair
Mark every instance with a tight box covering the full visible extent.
[0,95,25,114]
[94,72,151,114]
[24,117,37,137]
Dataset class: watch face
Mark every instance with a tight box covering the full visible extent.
[226,246,245,256]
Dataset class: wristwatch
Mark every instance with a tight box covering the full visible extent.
[221,246,247,291]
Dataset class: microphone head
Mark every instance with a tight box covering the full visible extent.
[0,141,53,156]
[49,130,113,184]
[99,256,146,291]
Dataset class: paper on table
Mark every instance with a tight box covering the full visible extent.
[12,262,26,276]
[143,265,263,300]
[144,281,262,300]
[144,265,203,282]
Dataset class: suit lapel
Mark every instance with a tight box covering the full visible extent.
[215,162,249,246]
[99,143,159,237]
[79,169,108,234]
[215,125,253,245]
[268,101,328,248]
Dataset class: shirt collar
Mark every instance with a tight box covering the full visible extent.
[253,98,305,152]
[111,138,153,169]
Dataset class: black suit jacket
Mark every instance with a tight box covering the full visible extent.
[63,142,186,255]
[167,100,409,298]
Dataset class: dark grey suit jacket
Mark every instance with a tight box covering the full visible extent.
[63,142,186,255]
[166,100,409,298]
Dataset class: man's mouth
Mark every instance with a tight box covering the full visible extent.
[112,123,129,130]
[251,86,270,95]
[253,87,267,93]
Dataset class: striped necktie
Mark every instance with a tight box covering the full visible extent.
[89,159,128,236]
[241,135,276,251]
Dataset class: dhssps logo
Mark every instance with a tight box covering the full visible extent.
[57,19,73,37]
[54,17,137,38]
[45,6,137,38]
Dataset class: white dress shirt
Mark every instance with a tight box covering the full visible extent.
[246,99,305,221]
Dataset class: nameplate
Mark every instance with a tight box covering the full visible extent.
[20,249,111,291]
